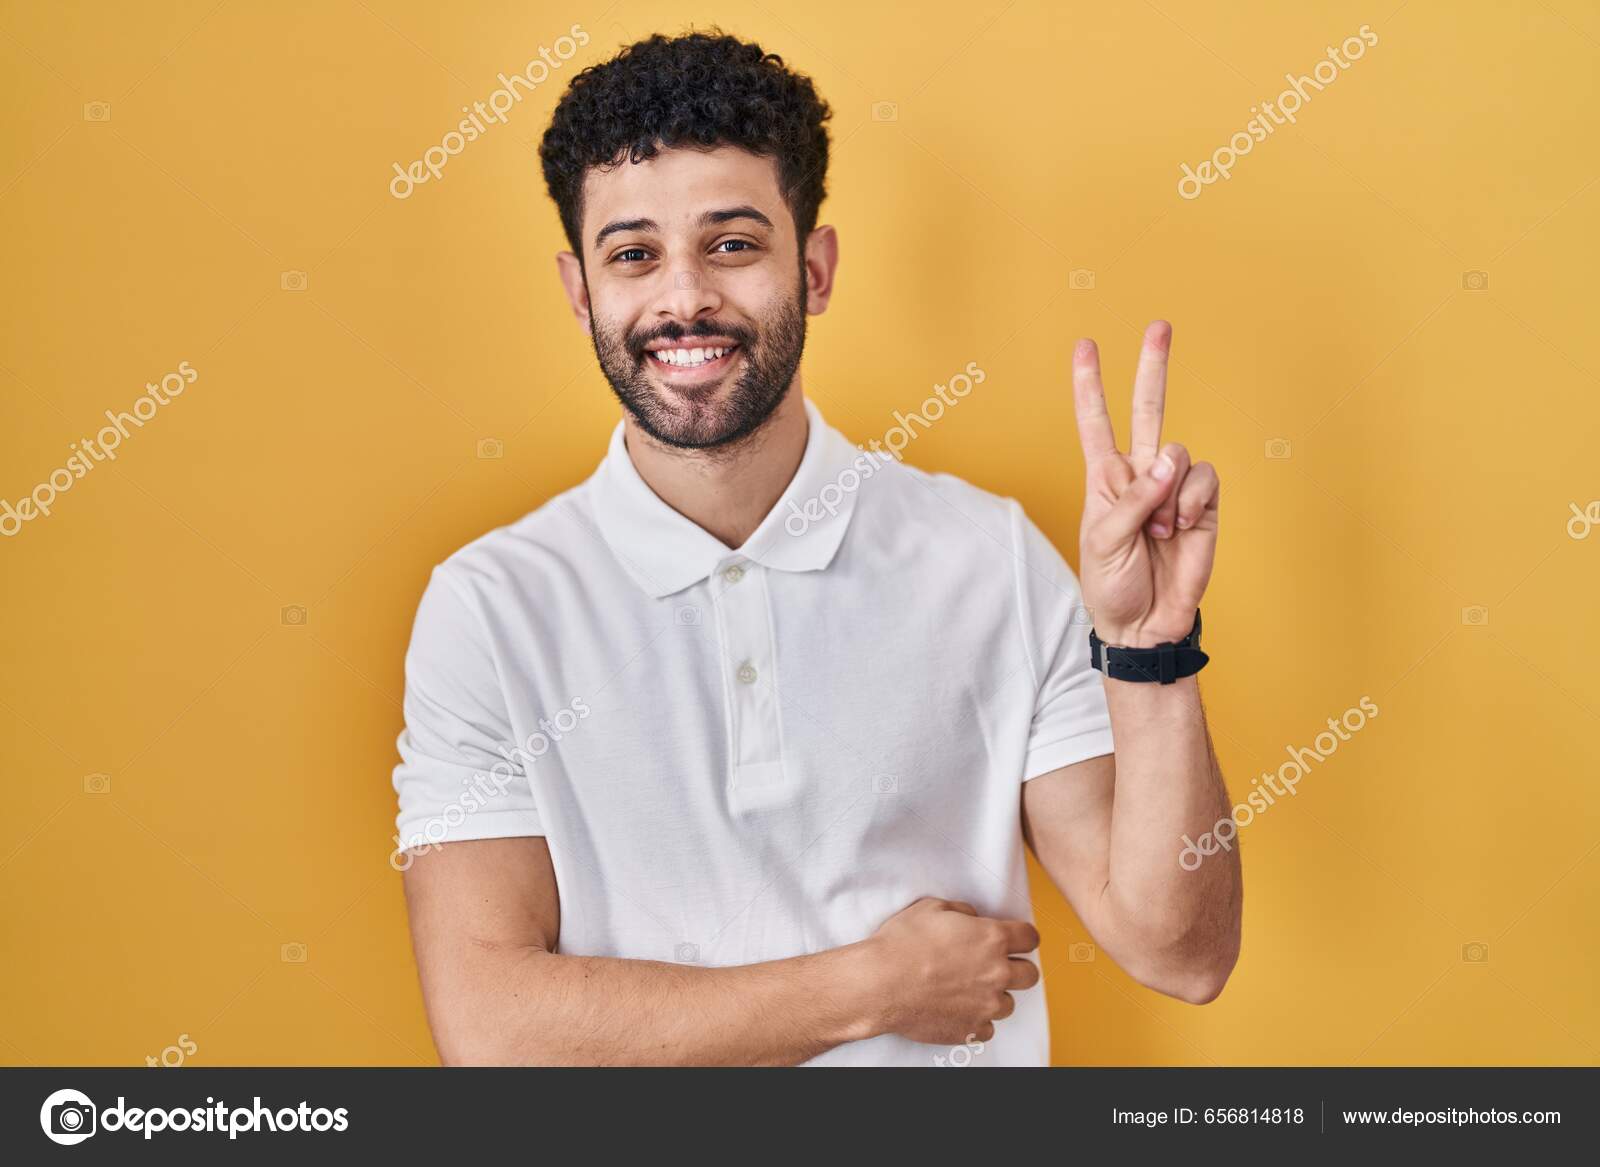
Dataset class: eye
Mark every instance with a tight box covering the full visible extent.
[614,247,651,264]
[714,239,756,255]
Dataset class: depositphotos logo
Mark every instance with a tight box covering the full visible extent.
[39,1088,349,1143]
[41,1089,96,1146]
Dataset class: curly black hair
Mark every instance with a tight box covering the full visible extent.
[539,29,832,263]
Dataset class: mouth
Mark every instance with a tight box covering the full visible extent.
[642,341,742,387]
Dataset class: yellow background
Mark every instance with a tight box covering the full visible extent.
[3,0,1596,1066]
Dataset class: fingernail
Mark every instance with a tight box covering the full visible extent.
[1074,338,1095,362]
[1150,522,1170,538]
[1152,454,1174,481]
[1176,514,1192,529]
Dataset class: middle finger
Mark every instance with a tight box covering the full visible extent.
[1129,320,1173,472]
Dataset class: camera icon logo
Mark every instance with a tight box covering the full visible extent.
[674,605,702,626]
[674,942,700,963]
[674,272,700,290]
[280,270,308,292]
[871,101,898,122]
[281,605,307,627]
[281,942,308,963]
[1462,270,1489,291]
[83,772,111,795]
[40,1088,97,1145]
[873,774,898,794]
[1461,605,1489,627]
[1069,269,1096,290]
[1264,438,1292,460]
[1069,942,1096,963]
[476,438,504,460]
[83,102,111,122]
[1461,942,1489,963]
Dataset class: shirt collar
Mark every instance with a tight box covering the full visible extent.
[589,396,864,599]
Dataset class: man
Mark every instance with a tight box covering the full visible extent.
[393,30,1239,1066]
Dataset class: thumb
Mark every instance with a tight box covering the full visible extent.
[1098,449,1180,547]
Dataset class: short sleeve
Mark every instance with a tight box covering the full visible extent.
[1011,500,1115,780]
[391,565,545,849]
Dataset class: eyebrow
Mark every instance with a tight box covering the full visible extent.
[591,205,776,252]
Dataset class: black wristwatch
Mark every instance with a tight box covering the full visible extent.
[1088,609,1208,684]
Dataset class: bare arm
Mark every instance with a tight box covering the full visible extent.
[403,836,1041,1065]
[1021,680,1241,1004]
[1023,320,1240,1004]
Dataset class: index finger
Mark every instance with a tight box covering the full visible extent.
[1129,320,1173,468]
[1072,338,1119,462]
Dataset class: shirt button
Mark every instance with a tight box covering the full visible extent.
[736,662,758,685]
[722,564,745,584]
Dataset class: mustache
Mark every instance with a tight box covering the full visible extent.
[627,320,757,357]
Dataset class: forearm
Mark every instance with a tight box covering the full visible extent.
[1058,317,1238,994]
[424,939,884,1066]
[1097,675,1240,997]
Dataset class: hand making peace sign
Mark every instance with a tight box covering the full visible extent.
[1072,321,1219,650]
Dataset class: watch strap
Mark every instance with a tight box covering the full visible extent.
[1089,609,1208,684]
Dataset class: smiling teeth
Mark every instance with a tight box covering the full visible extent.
[651,346,731,367]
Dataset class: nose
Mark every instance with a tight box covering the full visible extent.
[653,264,722,325]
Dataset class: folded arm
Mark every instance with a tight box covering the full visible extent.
[402,837,1042,1064]
[403,836,884,1065]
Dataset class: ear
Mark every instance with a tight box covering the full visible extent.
[555,251,592,335]
[801,225,839,316]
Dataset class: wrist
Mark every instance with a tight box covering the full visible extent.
[835,938,894,1042]
[1093,626,1177,650]
[1090,608,1208,684]
[1093,609,1198,650]
[1093,627,1155,649]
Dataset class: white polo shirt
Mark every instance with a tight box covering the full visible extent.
[392,396,1115,1066]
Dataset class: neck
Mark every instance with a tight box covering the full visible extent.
[622,384,810,551]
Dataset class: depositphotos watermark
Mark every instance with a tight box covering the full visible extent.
[785,360,986,536]
[1567,500,1600,539]
[1177,25,1378,200]
[145,1032,197,1068]
[1179,696,1379,870]
[40,1088,347,1145]
[389,24,590,199]
[2,360,198,538]
[388,696,590,870]
[933,1032,987,1067]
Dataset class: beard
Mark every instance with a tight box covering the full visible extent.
[588,271,807,451]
